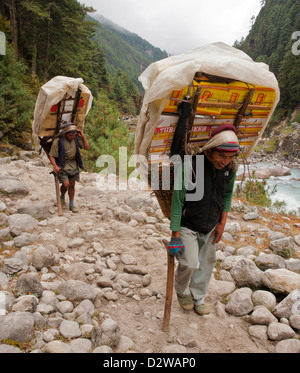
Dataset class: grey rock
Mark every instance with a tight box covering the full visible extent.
[254,167,271,179]
[0,176,29,195]
[36,302,55,315]
[273,290,300,319]
[57,301,74,314]
[15,274,43,297]
[224,222,241,236]
[40,290,59,311]
[96,276,114,288]
[0,213,8,226]
[250,306,278,325]
[0,312,35,343]
[32,246,55,270]
[294,234,300,246]
[289,315,300,331]
[248,325,268,340]
[0,344,21,353]
[236,246,257,257]
[33,312,47,329]
[268,231,286,241]
[252,290,277,310]
[74,299,95,317]
[225,287,253,316]
[12,295,38,313]
[254,253,286,271]
[0,227,10,239]
[275,339,300,353]
[143,237,162,251]
[93,345,113,353]
[230,258,263,288]
[69,338,92,353]
[269,165,291,177]
[57,280,97,301]
[90,326,102,349]
[13,233,34,247]
[285,258,300,273]
[221,232,235,242]
[124,265,148,275]
[161,344,187,353]
[67,238,84,248]
[17,202,50,219]
[59,320,82,339]
[65,262,94,281]
[115,335,135,353]
[7,213,38,232]
[1,258,24,275]
[267,322,295,341]
[261,269,300,294]
[100,318,121,347]
[220,255,244,271]
[269,237,294,257]
[243,211,260,221]
[120,254,137,265]
[42,340,72,353]
[0,273,8,290]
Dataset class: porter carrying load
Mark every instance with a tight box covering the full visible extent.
[134,42,280,331]
[32,76,93,215]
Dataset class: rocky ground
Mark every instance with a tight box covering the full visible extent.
[0,150,300,354]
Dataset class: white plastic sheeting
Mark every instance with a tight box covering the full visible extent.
[32,76,93,137]
[135,42,280,158]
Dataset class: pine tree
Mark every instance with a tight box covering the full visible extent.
[0,43,34,146]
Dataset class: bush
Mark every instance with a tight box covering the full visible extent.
[83,91,134,175]
[0,44,34,146]
[235,174,274,207]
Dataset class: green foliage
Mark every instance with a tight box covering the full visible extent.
[235,176,274,207]
[88,14,168,89]
[0,44,35,146]
[235,0,300,113]
[83,92,134,174]
[109,69,140,114]
[0,0,109,90]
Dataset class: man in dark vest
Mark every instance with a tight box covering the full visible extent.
[167,124,239,315]
[49,123,89,213]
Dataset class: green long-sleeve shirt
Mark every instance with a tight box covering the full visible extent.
[170,160,236,232]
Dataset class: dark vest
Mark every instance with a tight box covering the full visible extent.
[180,154,231,234]
[55,136,84,170]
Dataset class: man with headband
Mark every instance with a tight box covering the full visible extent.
[49,123,89,213]
[168,124,239,315]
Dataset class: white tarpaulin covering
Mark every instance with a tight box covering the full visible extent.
[32,76,93,138]
[135,42,280,158]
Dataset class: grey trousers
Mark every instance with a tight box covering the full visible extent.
[175,226,217,306]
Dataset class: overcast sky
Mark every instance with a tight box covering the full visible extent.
[80,0,262,55]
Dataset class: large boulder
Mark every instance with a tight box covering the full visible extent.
[261,269,300,294]
[57,280,97,301]
[17,202,50,219]
[230,258,263,288]
[225,287,253,316]
[0,312,35,343]
[7,214,38,233]
[0,176,29,195]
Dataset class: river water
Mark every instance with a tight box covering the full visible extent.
[237,163,300,217]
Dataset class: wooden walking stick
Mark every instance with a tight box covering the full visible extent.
[50,171,62,216]
[162,239,175,332]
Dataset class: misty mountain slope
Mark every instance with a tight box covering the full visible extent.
[87,13,168,88]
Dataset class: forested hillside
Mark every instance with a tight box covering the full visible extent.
[0,0,166,167]
[88,14,168,88]
[234,0,300,115]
